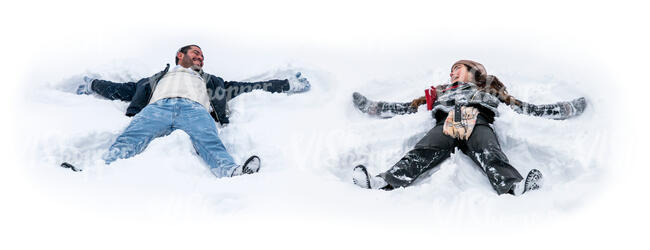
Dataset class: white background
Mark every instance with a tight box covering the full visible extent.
[1,0,648,249]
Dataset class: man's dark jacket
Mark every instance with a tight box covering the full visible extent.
[91,64,290,125]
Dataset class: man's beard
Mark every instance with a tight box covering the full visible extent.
[190,65,202,72]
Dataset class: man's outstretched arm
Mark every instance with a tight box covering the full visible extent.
[223,72,310,100]
[224,79,290,100]
[78,76,140,102]
[91,79,140,101]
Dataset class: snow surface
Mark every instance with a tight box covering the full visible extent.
[14,42,613,237]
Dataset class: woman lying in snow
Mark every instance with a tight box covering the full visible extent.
[351,60,587,195]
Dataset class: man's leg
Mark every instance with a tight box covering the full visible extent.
[460,125,523,195]
[103,100,174,164]
[378,123,456,188]
[174,99,238,178]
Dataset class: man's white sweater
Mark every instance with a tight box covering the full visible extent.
[149,66,211,111]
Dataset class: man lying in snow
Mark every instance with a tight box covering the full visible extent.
[76,46,310,125]
[61,44,310,177]
[352,60,587,195]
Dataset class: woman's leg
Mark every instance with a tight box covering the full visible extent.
[461,125,523,195]
[378,123,456,188]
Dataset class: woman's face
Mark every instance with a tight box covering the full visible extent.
[450,64,474,83]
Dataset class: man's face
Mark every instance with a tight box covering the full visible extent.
[450,64,473,83]
[178,46,204,70]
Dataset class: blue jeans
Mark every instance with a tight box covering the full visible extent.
[103,98,238,177]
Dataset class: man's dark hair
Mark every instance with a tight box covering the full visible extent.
[175,44,201,65]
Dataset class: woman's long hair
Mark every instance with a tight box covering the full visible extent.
[476,74,522,106]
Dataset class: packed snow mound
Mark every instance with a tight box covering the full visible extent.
[17,62,610,227]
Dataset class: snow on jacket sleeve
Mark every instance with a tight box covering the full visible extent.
[510,97,587,120]
[486,84,588,120]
